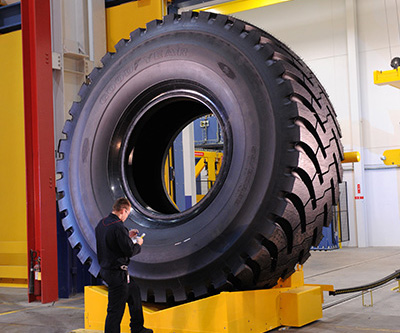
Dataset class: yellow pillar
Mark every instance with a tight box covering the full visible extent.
[106,0,167,52]
[0,30,27,286]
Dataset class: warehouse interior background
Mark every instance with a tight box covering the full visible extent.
[236,0,400,249]
[1,0,400,308]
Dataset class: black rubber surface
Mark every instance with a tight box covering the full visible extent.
[56,11,343,303]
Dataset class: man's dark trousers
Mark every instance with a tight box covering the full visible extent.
[101,269,144,333]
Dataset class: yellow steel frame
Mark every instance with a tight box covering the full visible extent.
[391,280,400,292]
[196,0,292,14]
[195,151,223,182]
[84,266,332,332]
[164,148,174,202]
[362,290,373,307]
[106,0,292,49]
[195,150,223,202]
[163,150,223,205]
[374,69,400,89]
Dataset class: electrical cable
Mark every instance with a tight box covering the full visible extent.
[329,269,400,296]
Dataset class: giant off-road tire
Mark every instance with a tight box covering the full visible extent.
[57,11,343,303]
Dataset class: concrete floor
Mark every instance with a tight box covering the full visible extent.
[0,247,399,332]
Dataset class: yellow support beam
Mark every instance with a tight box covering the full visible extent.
[373,69,400,89]
[196,0,292,14]
[194,157,206,179]
[207,155,216,184]
[164,148,175,202]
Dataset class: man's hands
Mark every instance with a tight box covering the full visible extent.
[129,229,139,238]
[129,229,143,245]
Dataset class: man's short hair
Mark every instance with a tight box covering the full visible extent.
[112,197,131,212]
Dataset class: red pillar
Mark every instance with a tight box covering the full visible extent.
[21,0,58,303]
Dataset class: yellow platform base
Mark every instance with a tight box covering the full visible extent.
[85,270,329,333]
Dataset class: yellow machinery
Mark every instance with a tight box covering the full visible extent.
[84,266,333,332]
[163,150,224,206]
[374,68,400,164]
[195,150,223,202]
[374,68,400,89]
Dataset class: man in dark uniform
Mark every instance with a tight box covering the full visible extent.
[95,197,152,333]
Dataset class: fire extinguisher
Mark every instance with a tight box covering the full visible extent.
[29,250,41,296]
[33,256,41,296]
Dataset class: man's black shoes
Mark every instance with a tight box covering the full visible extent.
[137,328,153,333]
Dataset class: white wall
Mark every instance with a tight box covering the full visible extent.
[235,0,400,246]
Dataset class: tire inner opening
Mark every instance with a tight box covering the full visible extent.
[121,91,226,217]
